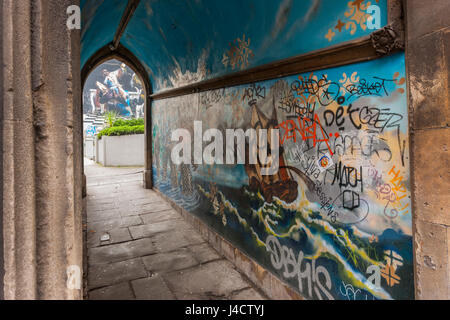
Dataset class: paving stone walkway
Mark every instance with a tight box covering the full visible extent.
[85,160,266,300]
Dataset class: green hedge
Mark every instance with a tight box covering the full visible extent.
[112,118,144,127]
[97,124,144,139]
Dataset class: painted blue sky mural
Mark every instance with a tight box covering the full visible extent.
[81,0,388,93]
[81,0,129,68]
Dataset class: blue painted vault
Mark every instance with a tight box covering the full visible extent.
[81,0,388,93]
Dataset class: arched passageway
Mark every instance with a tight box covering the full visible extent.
[81,44,153,190]
[84,163,266,299]
[1,0,449,300]
[80,0,423,301]
[81,58,265,299]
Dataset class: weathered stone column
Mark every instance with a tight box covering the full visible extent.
[405,0,450,299]
[1,0,83,299]
[144,98,152,189]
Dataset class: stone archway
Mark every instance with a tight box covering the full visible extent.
[81,44,153,192]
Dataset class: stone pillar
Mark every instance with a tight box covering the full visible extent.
[0,0,4,300]
[144,98,153,189]
[1,0,83,299]
[405,0,450,299]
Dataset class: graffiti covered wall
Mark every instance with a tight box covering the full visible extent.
[152,52,413,300]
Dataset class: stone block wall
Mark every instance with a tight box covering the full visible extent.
[405,0,450,299]
[0,0,83,299]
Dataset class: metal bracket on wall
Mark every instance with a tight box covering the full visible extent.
[371,0,405,56]
[371,25,405,56]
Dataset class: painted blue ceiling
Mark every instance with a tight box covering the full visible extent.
[81,0,129,68]
[81,0,387,93]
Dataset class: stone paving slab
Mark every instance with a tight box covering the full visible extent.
[142,248,198,274]
[87,227,132,248]
[87,201,118,212]
[128,219,182,239]
[88,216,143,232]
[88,176,143,187]
[131,197,164,206]
[89,238,157,265]
[150,231,205,253]
[140,209,182,224]
[117,206,142,217]
[186,243,221,264]
[88,258,148,289]
[88,184,122,195]
[89,282,135,300]
[230,288,265,300]
[85,160,265,300]
[162,260,251,300]
[131,275,176,300]
[139,202,173,213]
[87,209,122,223]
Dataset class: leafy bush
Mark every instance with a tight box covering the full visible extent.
[112,118,144,127]
[104,111,119,127]
[97,124,144,139]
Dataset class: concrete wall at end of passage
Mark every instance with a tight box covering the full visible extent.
[84,138,95,160]
[96,134,145,167]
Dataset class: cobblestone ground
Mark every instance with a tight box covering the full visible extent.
[85,159,266,300]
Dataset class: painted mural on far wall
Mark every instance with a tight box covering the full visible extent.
[83,59,145,118]
[152,52,413,300]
